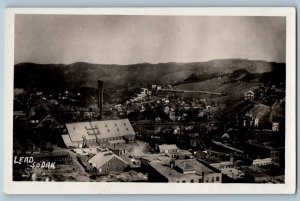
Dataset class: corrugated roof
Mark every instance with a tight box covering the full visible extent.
[88,151,128,169]
[66,119,135,142]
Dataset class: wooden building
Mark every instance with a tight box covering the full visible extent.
[88,151,128,174]
[62,119,135,148]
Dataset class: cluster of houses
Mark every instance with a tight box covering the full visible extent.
[60,118,226,183]
[127,88,152,103]
[13,81,285,183]
[60,116,280,183]
[151,84,173,91]
[113,86,221,123]
[253,86,285,106]
[23,90,83,107]
[139,144,222,183]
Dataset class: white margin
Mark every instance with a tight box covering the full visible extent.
[3,7,296,194]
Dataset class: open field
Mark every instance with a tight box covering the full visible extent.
[174,77,261,104]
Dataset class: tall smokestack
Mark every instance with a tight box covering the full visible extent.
[98,80,103,119]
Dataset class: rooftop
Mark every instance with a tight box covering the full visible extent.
[159,144,178,150]
[149,159,217,180]
[88,151,128,169]
[150,162,201,181]
[141,154,170,163]
[65,119,135,142]
[107,143,132,151]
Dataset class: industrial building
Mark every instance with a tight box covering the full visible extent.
[141,155,222,183]
[148,159,222,183]
[61,119,135,148]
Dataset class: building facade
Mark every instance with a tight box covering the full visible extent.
[244,90,254,101]
[145,158,222,183]
[88,151,129,174]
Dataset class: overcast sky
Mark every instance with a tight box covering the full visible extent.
[15,15,286,65]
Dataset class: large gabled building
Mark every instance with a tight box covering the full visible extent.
[88,151,129,174]
[61,119,135,148]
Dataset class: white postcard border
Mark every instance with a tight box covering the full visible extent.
[3,7,296,194]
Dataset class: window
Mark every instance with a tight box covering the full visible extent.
[124,123,126,125]
[199,179,202,183]
[126,128,129,131]
[107,129,110,132]
[211,177,214,182]
[182,180,186,183]
[191,179,194,183]
[115,124,117,126]
[117,128,119,132]
[107,163,110,167]
[216,176,219,182]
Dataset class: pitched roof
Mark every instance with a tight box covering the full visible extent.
[35,115,62,128]
[88,151,128,169]
[159,144,178,150]
[245,90,254,94]
[62,135,77,147]
[65,119,135,142]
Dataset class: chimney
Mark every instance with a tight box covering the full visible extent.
[230,155,234,164]
[169,159,175,168]
[98,80,103,119]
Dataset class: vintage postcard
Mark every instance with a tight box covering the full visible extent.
[3,7,296,194]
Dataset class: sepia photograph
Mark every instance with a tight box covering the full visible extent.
[3,8,296,194]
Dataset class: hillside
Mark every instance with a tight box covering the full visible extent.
[230,69,260,81]
[14,59,285,92]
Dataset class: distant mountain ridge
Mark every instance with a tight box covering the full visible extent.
[14,59,285,91]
